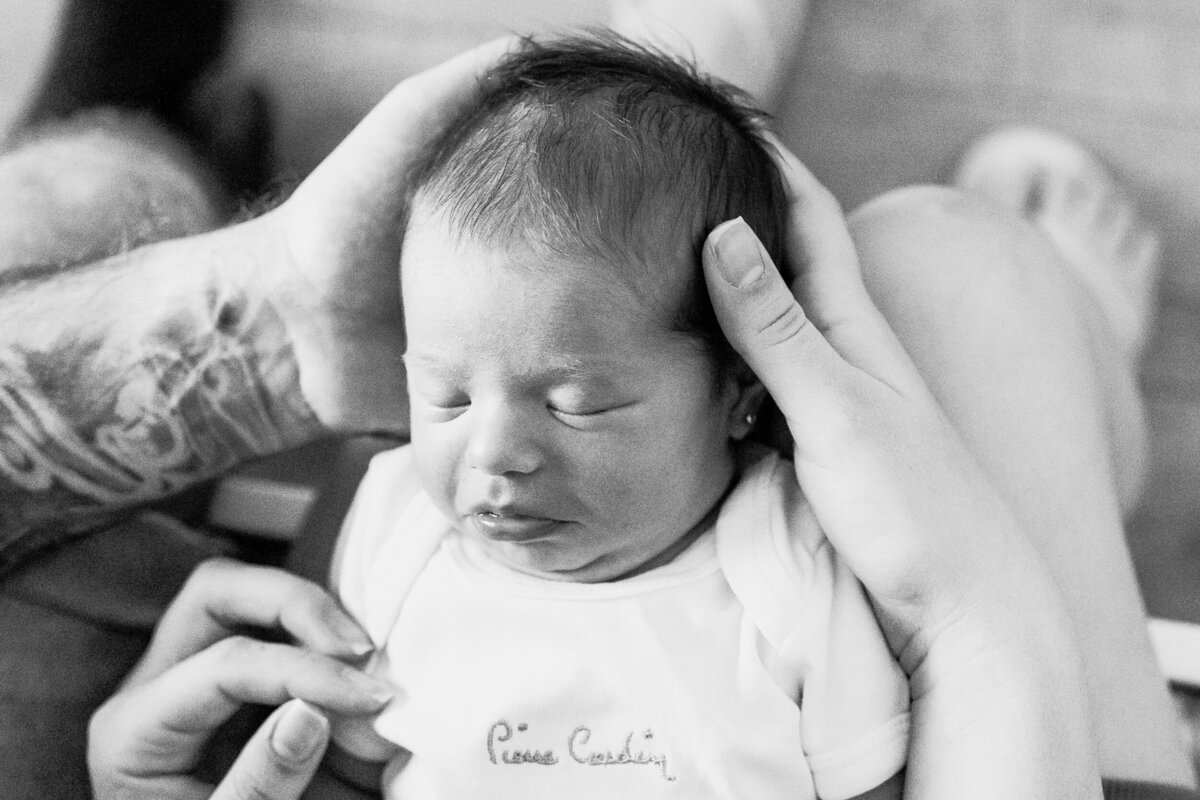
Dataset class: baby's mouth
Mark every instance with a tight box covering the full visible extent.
[469,510,561,542]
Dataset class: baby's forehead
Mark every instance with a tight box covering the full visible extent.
[405,201,696,310]
[401,219,714,379]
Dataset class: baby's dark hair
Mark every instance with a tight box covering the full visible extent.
[409,32,790,368]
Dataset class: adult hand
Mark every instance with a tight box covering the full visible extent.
[702,144,1101,798]
[245,38,512,436]
[89,559,391,800]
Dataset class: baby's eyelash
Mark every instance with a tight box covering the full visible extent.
[548,398,636,419]
[413,387,469,411]
[549,404,607,417]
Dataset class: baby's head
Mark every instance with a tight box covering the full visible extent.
[408,33,790,370]
[401,33,788,582]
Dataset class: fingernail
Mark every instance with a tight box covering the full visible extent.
[709,217,765,289]
[271,700,329,763]
[327,610,375,658]
[342,667,395,706]
[344,637,374,659]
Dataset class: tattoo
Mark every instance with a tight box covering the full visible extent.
[0,254,322,575]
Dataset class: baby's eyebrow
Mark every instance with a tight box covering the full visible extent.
[540,359,592,380]
[538,356,638,385]
[400,352,459,376]
[403,352,623,385]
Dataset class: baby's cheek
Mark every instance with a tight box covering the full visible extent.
[583,454,662,521]
[411,431,461,517]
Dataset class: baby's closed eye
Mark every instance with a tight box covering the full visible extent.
[546,387,635,419]
[409,382,470,421]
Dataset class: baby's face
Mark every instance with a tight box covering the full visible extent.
[401,212,744,582]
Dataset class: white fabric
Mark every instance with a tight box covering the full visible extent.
[331,445,909,799]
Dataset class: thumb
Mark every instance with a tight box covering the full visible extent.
[211,700,330,800]
[702,217,853,443]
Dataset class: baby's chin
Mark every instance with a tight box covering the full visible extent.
[477,536,641,584]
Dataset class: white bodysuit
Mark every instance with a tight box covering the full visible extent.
[332,446,909,799]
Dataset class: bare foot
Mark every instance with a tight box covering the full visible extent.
[954,126,1160,359]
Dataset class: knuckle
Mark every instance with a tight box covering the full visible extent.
[283,577,331,614]
[752,295,808,349]
[287,593,354,645]
[192,555,239,580]
[210,634,263,664]
[184,556,241,594]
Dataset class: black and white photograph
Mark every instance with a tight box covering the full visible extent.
[1,1,1199,798]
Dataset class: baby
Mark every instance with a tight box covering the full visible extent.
[330,33,909,800]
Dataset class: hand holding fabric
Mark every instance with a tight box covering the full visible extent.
[88,559,390,800]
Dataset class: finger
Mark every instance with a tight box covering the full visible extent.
[92,640,388,783]
[151,637,391,733]
[103,637,391,778]
[702,217,857,443]
[304,37,515,206]
[210,700,330,800]
[129,559,372,686]
[764,137,923,388]
[763,133,870,318]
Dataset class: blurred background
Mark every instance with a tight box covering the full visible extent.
[3,0,1199,739]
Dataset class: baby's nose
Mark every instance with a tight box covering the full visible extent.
[465,403,541,476]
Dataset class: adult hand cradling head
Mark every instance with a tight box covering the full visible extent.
[701,143,1101,798]
[244,37,515,436]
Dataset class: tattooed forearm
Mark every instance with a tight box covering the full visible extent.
[2,332,291,501]
[0,239,323,572]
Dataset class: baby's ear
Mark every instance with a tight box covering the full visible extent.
[727,361,768,441]
[725,358,793,453]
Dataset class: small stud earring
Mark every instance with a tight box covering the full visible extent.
[744,413,757,427]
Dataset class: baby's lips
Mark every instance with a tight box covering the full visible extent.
[469,510,562,541]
